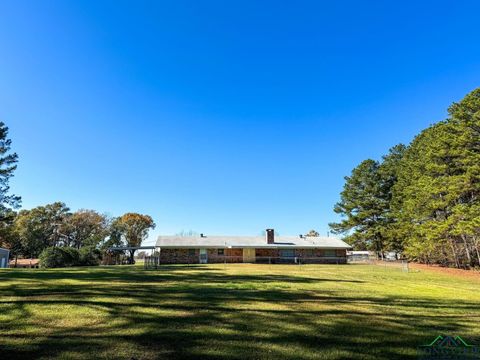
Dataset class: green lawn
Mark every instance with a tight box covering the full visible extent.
[0,264,479,359]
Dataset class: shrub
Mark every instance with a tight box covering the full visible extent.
[79,247,102,266]
[39,246,103,268]
[39,247,81,268]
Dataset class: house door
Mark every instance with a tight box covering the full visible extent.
[199,249,208,264]
[243,248,256,263]
[0,257,5,268]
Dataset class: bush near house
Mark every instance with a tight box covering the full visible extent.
[39,246,103,268]
[39,247,80,268]
[79,246,103,266]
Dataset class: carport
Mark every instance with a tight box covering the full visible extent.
[106,246,158,265]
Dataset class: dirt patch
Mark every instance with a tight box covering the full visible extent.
[409,263,480,280]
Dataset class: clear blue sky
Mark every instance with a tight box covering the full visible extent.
[1,1,480,245]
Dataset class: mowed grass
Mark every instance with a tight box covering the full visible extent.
[0,264,479,360]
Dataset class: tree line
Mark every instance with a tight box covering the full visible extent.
[0,121,155,267]
[1,204,155,265]
[330,88,480,268]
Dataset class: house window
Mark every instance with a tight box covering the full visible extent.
[188,249,196,256]
[280,249,295,258]
[324,249,336,257]
[218,249,224,256]
[305,249,314,257]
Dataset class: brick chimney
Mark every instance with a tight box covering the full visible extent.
[266,229,275,244]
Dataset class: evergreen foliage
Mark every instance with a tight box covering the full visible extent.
[331,88,480,268]
[39,247,81,268]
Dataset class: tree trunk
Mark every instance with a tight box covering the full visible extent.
[129,250,135,264]
[449,240,460,268]
[473,236,480,267]
[461,234,472,266]
[441,245,449,267]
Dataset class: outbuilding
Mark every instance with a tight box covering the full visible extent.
[0,248,10,268]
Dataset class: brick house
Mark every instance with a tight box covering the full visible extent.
[156,229,351,264]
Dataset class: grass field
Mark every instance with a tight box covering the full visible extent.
[1,264,479,359]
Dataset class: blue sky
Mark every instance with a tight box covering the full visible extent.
[1,1,480,245]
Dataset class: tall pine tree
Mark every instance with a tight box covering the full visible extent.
[0,122,20,215]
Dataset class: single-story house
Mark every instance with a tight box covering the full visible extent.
[156,229,351,264]
[0,248,9,268]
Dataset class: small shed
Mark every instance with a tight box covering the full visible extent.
[0,248,10,268]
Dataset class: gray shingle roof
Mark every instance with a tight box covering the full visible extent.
[156,235,351,249]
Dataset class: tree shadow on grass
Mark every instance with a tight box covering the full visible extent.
[0,266,365,285]
[0,266,479,359]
